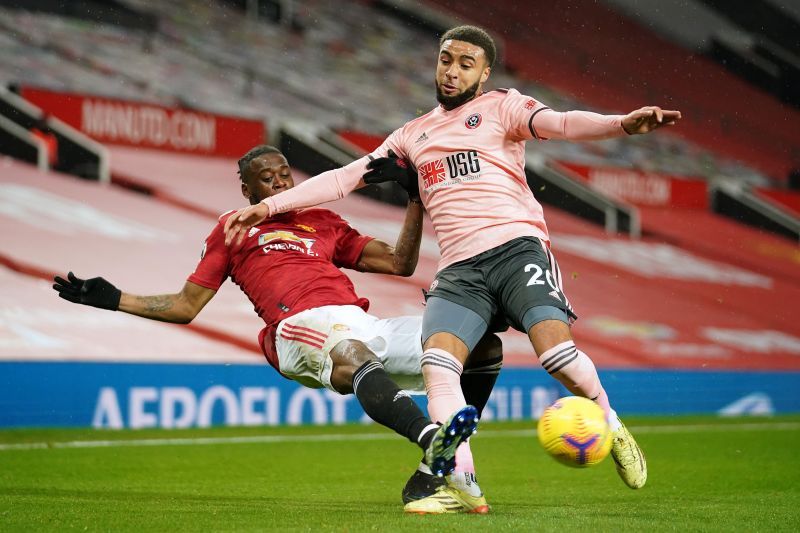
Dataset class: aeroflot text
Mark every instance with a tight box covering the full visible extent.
[91,385,559,429]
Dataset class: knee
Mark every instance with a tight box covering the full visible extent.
[528,319,572,357]
[330,339,375,367]
[329,339,377,394]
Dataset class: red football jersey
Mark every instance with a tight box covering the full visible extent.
[188,208,373,369]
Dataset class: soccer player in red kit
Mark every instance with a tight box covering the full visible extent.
[224,26,681,512]
[53,145,504,512]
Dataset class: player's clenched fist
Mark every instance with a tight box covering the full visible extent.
[224,203,269,246]
[621,106,681,135]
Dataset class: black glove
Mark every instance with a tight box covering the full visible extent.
[53,272,121,311]
[363,149,419,199]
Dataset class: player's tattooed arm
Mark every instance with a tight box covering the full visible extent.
[118,282,217,324]
[137,295,174,313]
[357,197,424,276]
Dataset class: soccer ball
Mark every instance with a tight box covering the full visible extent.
[537,396,612,468]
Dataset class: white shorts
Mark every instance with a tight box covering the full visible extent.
[275,305,424,392]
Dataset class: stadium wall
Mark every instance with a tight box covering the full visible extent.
[1,362,797,429]
[557,162,709,209]
[18,86,265,158]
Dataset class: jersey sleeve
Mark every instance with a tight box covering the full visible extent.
[499,88,626,142]
[187,222,229,290]
[498,88,555,142]
[331,215,374,270]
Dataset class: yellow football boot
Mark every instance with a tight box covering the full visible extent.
[610,419,647,489]
[404,485,489,515]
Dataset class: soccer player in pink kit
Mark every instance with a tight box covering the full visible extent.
[225,26,681,513]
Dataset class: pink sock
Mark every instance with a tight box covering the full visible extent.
[539,341,614,422]
[454,441,475,474]
[421,348,475,474]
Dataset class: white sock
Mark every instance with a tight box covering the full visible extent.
[417,461,433,475]
[446,471,482,497]
[608,409,622,431]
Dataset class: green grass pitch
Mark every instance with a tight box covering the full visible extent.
[1,416,799,531]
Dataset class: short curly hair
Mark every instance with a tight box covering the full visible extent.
[237,144,282,182]
[439,25,496,68]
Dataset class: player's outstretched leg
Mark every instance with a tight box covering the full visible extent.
[538,339,647,489]
[333,346,491,498]
[402,344,503,504]
[402,339,502,504]
[346,358,440,449]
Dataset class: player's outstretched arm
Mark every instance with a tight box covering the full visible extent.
[53,272,215,324]
[356,197,424,276]
[531,105,681,141]
[225,156,373,247]
[118,281,216,323]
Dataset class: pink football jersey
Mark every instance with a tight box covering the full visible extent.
[375,89,553,268]
[263,89,624,270]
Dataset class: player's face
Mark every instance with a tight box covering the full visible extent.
[435,39,491,110]
[241,153,294,204]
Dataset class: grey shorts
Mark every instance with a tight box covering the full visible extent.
[422,237,576,351]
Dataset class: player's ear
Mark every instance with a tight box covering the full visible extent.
[241,181,250,200]
[480,65,491,85]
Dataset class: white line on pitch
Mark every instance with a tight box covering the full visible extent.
[1,421,798,452]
